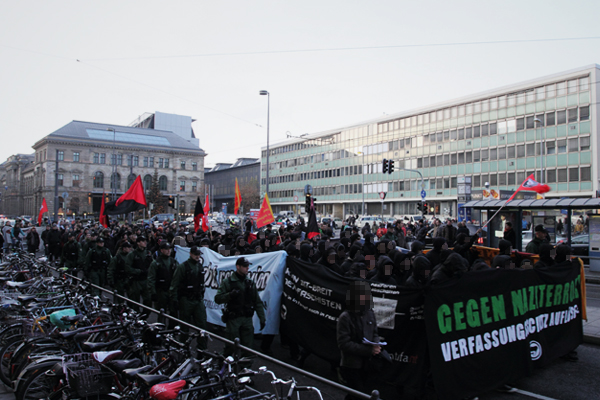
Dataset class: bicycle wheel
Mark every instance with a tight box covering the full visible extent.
[0,335,25,385]
[17,364,60,400]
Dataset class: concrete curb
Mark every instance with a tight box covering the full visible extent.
[583,334,600,346]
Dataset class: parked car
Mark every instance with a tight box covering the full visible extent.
[356,216,383,229]
[556,234,589,264]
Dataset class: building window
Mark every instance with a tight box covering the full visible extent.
[179,181,185,192]
[557,139,567,153]
[57,174,64,186]
[547,169,556,183]
[158,158,164,168]
[143,157,149,167]
[568,167,579,182]
[546,141,556,155]
[546,112,555,126]
[111,173,121,190]
[143,174,152,190]
[581,167,591,181]
[557,110,566,124]
[100,153,106,164]
[568,138,578,152]
[192,181,197,192]
[73,152,80,162]
[127,174,136,189]
[580,136,590,151]
[192,162,197,171]
[111,154,123,165]
[579,106,590,121]
[133,156,139,166]
[165,158,170,168]
[159,176,168,191]
[93,171,104,188]
[93,153,99,163]
[507,172,515,185]
[181,161,186,170]
[526,116,534,129]
[568,108,578,123]
[149,157,154,167]
[557,168,568,183]
[57,151,64,161]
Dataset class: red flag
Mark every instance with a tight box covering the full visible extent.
[234,178,242,215]
[507,174,551,202]
[99,192,109,228]
[202,193,210,232]
[193,196,204,231]
[256,194,275,229]
[37,198,48,226]
[104,175,147,215]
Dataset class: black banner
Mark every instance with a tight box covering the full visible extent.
[283,258,428,398]
[425,262,583,399]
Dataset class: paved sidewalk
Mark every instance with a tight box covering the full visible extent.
[583,268,600,344]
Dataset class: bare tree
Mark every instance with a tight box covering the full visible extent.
[239,179,260,213]
[147,170,166,215]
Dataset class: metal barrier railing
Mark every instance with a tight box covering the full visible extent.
[49,266,381,400]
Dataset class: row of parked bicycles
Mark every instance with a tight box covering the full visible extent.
[0,250,325,400]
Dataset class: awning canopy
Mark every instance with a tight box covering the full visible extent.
[463,197,600,210]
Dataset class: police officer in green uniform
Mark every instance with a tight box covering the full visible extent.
[215,257,266,355]
[148,242,178,320]
[80,231,97,264]
[61,232,81,274]
[125,236,153,309]
[107,241,133,302]
[85,237,112,296]
[170,246,207,348]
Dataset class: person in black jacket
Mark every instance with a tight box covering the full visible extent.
[405,255,431,288]
[336,281,381,399]
[503,222,517,249]
[26,228,40,254]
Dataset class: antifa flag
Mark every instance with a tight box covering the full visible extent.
[425,263,583,399]
[193,196,204,231]
[306,198,320,239]
[507,174,551,202]
[104,175,147,215]
[284,258,428,399]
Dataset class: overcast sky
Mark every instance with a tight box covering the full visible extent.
[1,0,600,168]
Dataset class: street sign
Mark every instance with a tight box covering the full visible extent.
[294,195,298,203]
[421,190,426,199]
[379,192,386,200]
[304,184,313,195]
[62,192,69,199]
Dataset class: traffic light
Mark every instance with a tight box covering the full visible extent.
[168,196,175,208]
[305,193,312,211]
[422,202,428,215]
[388,159,395,174]
[416,202,422,212]
[382,159,388,174]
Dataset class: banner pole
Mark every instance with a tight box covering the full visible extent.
[482,202,509,230]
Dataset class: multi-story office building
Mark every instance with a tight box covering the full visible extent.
[205,158,260,214]
[0,112,206,220]
[262,65,598,219]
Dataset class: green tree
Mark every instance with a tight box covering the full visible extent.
[147,170,166,215]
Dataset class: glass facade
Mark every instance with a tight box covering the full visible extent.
[262,70,596,217]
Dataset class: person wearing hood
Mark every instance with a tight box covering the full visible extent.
[299,243,314,262]
[346,256,368,279]
[319,248,344,275]
[392,252,412,284]
[336,281,381,399]
[371,256,397,285]
[405,255,431,288]
[234,235,249,255]
[362,233,376,257]
[340,243,364,274]
[491,240,515,269]
[534,243,556,269]
[430,252,468,285]
[426,237,447,269]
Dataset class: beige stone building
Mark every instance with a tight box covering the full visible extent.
[0,112,206,221]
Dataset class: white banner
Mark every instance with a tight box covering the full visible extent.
[175,246,286,334]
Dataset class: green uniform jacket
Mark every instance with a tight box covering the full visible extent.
[170,258,205,301]
[85,246,112,272]
[215,272,265,323]
[124,247,152,279]
[107,252,129,286]
[147,255,178,296]
[526,237,548,255]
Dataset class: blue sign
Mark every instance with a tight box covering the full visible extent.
[421,190,426,199]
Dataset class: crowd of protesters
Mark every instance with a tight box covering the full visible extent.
[0,213,582,399]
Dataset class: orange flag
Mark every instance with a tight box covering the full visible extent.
[256,194,274,229]
[234,178,242,215]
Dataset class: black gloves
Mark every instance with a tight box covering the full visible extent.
[260,320,266,330]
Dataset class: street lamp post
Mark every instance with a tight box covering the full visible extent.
[357,149,365,216]
[534,118,545,184]
[259,90,270,198]
[106,128,117,201]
